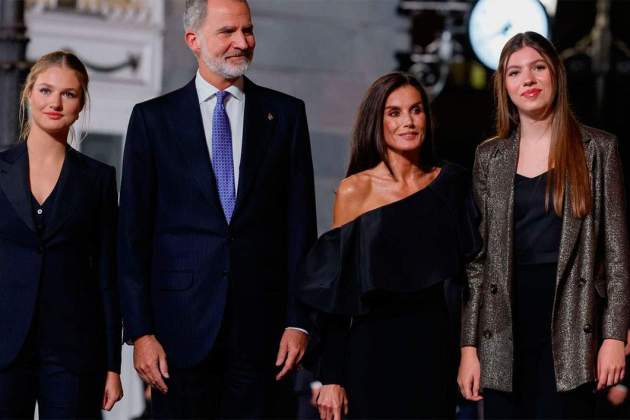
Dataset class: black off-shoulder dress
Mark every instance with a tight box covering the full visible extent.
[300,163,479,419]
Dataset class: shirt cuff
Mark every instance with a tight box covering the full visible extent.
[286,326,309,335]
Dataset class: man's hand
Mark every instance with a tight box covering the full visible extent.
[597,338,626,391]
[275,329,308,380]
[134,334,170,394]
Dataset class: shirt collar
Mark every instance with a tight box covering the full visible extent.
[195,70,244,103]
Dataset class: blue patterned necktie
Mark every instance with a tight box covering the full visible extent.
[212,90,236,223]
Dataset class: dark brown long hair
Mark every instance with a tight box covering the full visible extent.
[494,32,590,218]
[346,72,437,177]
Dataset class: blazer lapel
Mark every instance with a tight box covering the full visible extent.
[556,130,592,284]
[169,79,225,218]
[233,78,274,218]
[0,143,36,232]
[493,132,519,301]
[43,147,89,241]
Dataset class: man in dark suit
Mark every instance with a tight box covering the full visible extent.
[117,0,317,417]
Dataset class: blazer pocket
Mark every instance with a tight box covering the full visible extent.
[158,270,193,291]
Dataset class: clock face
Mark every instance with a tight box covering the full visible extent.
[468,0,549,69]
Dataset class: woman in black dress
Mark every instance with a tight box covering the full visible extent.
[458,32,630,419]
[0,51,122,419]
[299,72,478,419]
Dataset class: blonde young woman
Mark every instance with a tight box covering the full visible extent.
[0,51,122,418]
[458,32,630,418]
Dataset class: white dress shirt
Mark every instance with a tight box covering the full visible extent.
[195,71,245,194]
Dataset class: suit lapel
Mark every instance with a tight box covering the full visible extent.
[494,132,519,301]
[0,143,36,232]
[43,147,90,241]
[556,130,591,284]
[233,78,275,218]
[169,79,225,218]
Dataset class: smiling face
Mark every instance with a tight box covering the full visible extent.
[28,65,83,138]
[186,0,255,86]
[382,84,426,155]
[504,45,555,119]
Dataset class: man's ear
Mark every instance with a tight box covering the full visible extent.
[184,30,200,55]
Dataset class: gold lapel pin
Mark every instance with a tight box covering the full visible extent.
[267,112,274,121]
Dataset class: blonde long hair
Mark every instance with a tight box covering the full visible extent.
[19,50,90,144]
[494,32,591,218]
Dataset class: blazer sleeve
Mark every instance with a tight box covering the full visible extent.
[285,100,318,331]
[462,145,489,347]
[118,105,157,343]
[601,137,630,340]
[98,166,122,372]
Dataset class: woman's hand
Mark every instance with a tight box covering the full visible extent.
[608,384,629,406]
[316,384,348,420]
[597,338,626,391]
[457,346,483,401]
[102,371,124,411]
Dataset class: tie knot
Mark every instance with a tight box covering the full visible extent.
[216,90,230,106]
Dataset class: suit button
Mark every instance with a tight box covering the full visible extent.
[583,324,592,334]
[578,278,586,287]
[37,246,44,254]
[222,270,229,277]
[483,330,492,339]
[490,284,498,294]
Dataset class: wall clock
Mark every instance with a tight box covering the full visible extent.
[468,0,550,69]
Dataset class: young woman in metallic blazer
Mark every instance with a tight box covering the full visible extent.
[458,32,630,418]
[0,51,122,418]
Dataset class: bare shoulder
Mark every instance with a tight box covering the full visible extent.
[332,172,373,228]
[336,173,371,202]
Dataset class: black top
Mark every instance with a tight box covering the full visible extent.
[29,166,64,363]
[514,172,563,265]
[30,183,60,238]
[299,163,479,316]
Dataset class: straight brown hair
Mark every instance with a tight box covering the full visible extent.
[494,32,591,218]
[347,72,437,177]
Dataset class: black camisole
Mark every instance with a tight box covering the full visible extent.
[514,172,562,265]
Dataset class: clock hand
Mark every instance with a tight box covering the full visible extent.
[480,21,513,43]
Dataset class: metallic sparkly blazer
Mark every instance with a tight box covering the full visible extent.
[462,125,630,392]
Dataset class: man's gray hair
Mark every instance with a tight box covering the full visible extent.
[183,0,249,31]
[183,0,207,31]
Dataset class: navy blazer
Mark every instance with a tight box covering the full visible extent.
[0,143,121,373]
[118,77,317,368]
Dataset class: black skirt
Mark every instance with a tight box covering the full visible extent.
[344,283,456,419]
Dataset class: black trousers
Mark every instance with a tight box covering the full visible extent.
[484,384,596,419]
[0,333,104,420]
[484,263,596,419]
[151,320,297,419]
